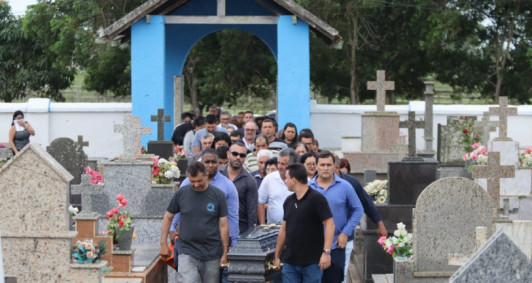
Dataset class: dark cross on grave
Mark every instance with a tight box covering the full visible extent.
[367,70,395,112]
[114,114,152,160]
[473,112,498,144]
[77,135,89,148]
[472,151,515,219]
[399,111,425,158]
[489,96,517,141]
[71,174,103,216]
[151,108,171,141]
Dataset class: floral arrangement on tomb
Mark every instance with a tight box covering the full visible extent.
[140,145,148,154]
[152,156,180,184]
[68,205,79,217]
[72,239,107,264]
[174,145,187,159]
[378,222,413,259]
[519,146,532,168]
[364,180,388,204]
[84,166,103,184]
[456,116,480,153]
[103,195,133,240]
[0,144,5,148]
[463,143,488,173]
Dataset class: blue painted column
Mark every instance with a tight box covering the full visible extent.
[277,16,310,130]
[131,16,166,145]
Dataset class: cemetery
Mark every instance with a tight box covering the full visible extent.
[2,0,532,283]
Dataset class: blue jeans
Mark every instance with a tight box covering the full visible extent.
[282,263,322,283]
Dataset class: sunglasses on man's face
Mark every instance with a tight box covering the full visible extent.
[230,151,247,158]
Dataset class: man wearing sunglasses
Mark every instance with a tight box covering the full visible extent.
[220,141,258,235]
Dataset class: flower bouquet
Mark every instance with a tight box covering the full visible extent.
[456,116,480,153]
[377,222,413,259]
[152,156,180,184]
[103,195,133,242]
[84,166,103,184]
[519,147,532,168]
[174,145,187,160]
[364,180,388,204]
[140,145,148,154]
[463,143,488,173]
[72,239,107,264]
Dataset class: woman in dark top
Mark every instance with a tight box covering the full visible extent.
[8,110,35,155]
[280,122,298,148]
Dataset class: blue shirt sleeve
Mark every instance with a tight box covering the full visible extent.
[341,184,364,237]
[226,181,240,246]
[344,173,382,223]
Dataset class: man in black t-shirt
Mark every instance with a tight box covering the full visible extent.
[160,161,229,283]
[273,163,335,282]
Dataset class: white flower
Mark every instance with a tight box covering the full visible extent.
[397,242,405,247]
[397,222,406,230]
[158,158,168,167]
[164,170,174,179]
[170,165,180,177]
[400,229,408,237]
[69,205,79,216]
[394,230,401,237]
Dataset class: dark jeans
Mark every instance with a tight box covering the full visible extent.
[282,263,322,283]
[321,248,345,283]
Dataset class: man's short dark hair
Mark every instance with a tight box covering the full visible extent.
[205,114,218,124]
[181,112,194,121]
[279,148,298,164]
[316,150,335,164]
[286,163,308,184]
[299,128,314,139]
[230,140,246,150]
[193,116,205,127]
[230,131,242,139]
[202,148,218,159]
[262,118,278,129]
[254,133,270,145]
[187,161,206,177]
[216,146,229,159]
[212,132,231,148]
[245,110,253,115]
[298,132,314,142]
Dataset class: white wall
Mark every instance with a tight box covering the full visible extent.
[2,98,531,159]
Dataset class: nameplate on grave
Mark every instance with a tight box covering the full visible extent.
[228,224,282,282]
[147,141,174,160]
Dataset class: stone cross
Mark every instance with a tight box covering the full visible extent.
[71,174,103,216]
[472,151,515,218]
[151,108,171,141]
[114,114,152,159]
[399,111,425,157]
[473,112,498,144]
[367,70,395,112]
[77,135,89,148]
[488,96,517,141]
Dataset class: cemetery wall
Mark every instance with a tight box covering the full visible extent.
[2,98,532,158]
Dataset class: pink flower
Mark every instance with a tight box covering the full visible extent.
[102,229,109,234]
[377,236,387,247]
[471,152,478,160]
[118,198,128,208]
[386,244,395,255]
[90,171,102,184]
[153,167,160,176]
[106,210,113,220]
[85,166,93,174]
[463,153,468,161]
[112,207,119,215]
[472,143,479,149]
[152,156,159,167]
[480,150,487,155]
[526,147,531,154]
[116,194,125,201]
[0,144,5,148]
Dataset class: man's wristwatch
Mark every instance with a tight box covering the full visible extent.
[323,249,331,255]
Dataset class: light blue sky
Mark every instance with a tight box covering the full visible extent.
[6,0,38,16]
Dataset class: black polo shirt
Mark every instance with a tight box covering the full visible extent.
[282,188,333,266]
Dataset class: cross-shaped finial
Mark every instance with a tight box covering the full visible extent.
[399,111,425,158]
[367,70,395,112]
[114,114,152,160]
[472,151,515,218]
[77,135,89,148]
[488,97,517,141]
[71,174,104,216]
[151,108,171,141]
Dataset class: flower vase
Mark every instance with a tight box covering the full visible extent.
[115,225,134,250]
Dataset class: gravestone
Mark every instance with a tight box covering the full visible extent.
[0,144,105,282]
[473,112,498,145]
[148,108,174,159]
[489,96,517,141]
[71,174,104,216]
[367,70,395,113]
[46,137,88,205]
[419,81,436,159]
[449,230,532,283]
[114,114,151,160]
[437,116,477,165]
[398,111,424,160]
[393,178,494,283]
[364,169,377,186]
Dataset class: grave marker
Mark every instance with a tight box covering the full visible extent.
[367,70,395,112]
[472,151,515,218]
[150,108,171,141]
[422,82,435,157]
[489,96,517,141]
[114,114,151,160]
[77,135,89,148]
[399,111,424,159]
[473,112,498,144]
[71,174,104,216]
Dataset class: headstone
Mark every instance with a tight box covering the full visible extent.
[364,169,377,185]
[398,111,424,159]
[150,108,171,141]
[437,116,477,165]
[46,137,88,205]
[148,109,174,159]
[420,81,435,158]
[388,159,437,205]
[472,151,515,219]
[367,70,395,112]
[449,230,532,283]
[496,220,532,260]
[473,112,498,144]
[489,96,517,141]
[71,174,104,216]
[413,178,494,279]
[114,114,152,160]
[0,144,104,281]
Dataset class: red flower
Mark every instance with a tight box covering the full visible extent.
[118,220,124,227]
[119,215,127,220]
[465,116,468,121]
[153,167,160,176]
[118,199,128,208]
[106,210,113,220]
[116,194,125,201]
[468,123,471,128]
[112,207,119,215]
[463,129,468,134]
[456,119,460,123]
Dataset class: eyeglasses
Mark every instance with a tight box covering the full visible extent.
[245,128,256,131]
[230,151,247,158]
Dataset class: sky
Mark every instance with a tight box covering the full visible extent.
[5,0,38,16]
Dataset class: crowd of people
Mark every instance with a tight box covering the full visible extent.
[161,106,387,283]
